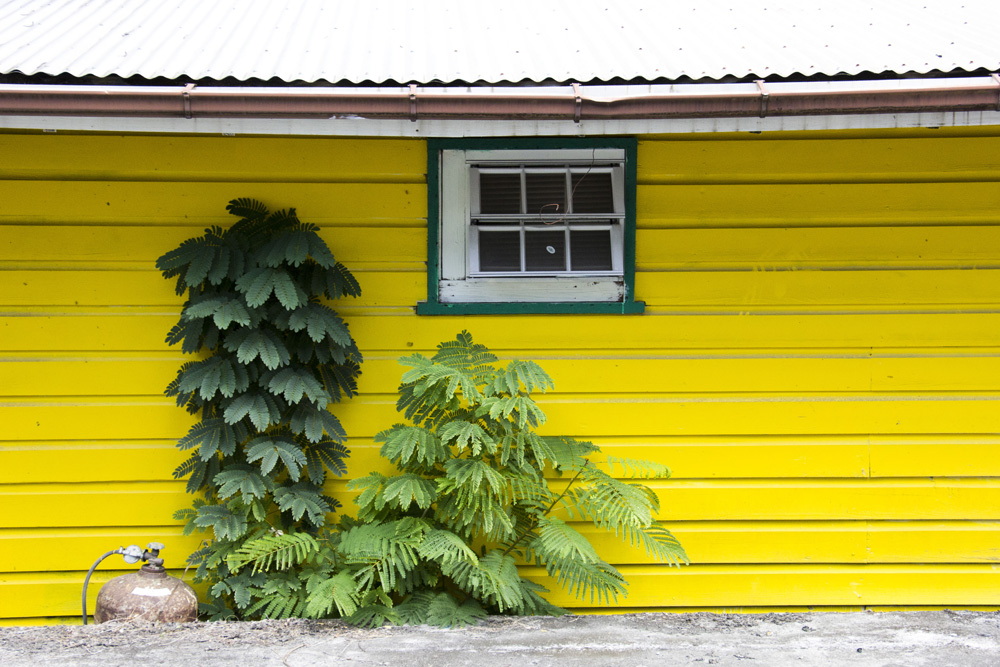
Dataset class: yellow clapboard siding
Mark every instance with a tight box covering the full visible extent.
[636,226,1000,269]
[2,564,998,620]
[4,394,1000,441]
[0,527,204,572]
[1,482,188,528]
[0,181,426,225]
[7,435,997,485]
[636,268,1000,308]
[522,564,1000,608]
[5,520,996,576]
[866,522,1000,563]
[0,135,426,181]
[7,351,1000,397]
[6,224,996,271]
[6,312,1000,352]
[0,442,188,484]
[581,521,1000,564]
[637,182,1000,227]
[0,437,866,484]
[0,269,425,308]
[0,225,427,265]
[5,478,998,529]
[12,267,1000,310]
[638,135,1000,183]
[871,436,1000,477]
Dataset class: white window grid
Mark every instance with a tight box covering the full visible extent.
[468,163,625,276]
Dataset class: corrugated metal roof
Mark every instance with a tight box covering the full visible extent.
[1,0,998,85]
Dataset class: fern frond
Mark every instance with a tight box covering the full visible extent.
[532,517,600,563]
[338,519,428,594]
[606,455,672,479]
[425,592,487,628]
[305,570,361,618]
[431,330,498,384]
[227,532,320,574]
[375,424,449,468]
[488,359,554,396]
[346,589,399,628]
[416,529,478,567]
[226,197,269,221]
[392,590,436,625]
[544,554,627,605]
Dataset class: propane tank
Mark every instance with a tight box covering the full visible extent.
[92,542,198,624]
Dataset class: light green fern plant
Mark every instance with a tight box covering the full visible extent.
[156,198,362,619]
[228,330,687,627]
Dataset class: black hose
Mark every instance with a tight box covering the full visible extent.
[82,550,120,625]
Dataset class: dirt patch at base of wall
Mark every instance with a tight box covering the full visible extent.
[1,610,998,667]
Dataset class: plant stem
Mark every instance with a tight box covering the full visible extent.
[500,461,588,559]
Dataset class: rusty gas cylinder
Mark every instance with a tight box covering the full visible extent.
[94,544,198,623]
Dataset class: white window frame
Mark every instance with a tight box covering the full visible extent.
[438,148,628,304]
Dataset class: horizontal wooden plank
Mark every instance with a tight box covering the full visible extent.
[523,564,1000,608]
[636,268,1000,308]
[5,520,997,576]
[3,394,999,441]
[5,311,1000,352]
[582,521,1000,565]
[5,564,998,619]
[7,267,1000,311]
[5,434,1000,487]
[638,135,1000,184]
[0,135,425,182]
[7,350,1000,397]
[0,182,425,225]
[5,225,997,272]
[0,437,867,484]
[0,269,424,308]
[636,226,1000,270]
[637,182,1000,228]
[870,436,1000,476]
[4,478,999,529]
[0,526,203,572]
[0,225,427,265]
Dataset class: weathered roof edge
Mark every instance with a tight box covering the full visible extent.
[3,76,999,123]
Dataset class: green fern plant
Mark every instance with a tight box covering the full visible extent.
[229,331,687,627]
[157,198,362,619]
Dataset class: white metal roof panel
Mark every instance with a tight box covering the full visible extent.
[1,0,998,85]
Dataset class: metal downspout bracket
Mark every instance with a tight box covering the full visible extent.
[572,82,583,123]
[992,73,1000,111]
[756,79,769,118]
[409,84,418,122]
[182,83,195,119]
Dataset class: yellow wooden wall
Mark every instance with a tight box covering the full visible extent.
[1,127,999,624]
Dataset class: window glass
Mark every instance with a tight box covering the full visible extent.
[525,230,566,271]
[479,173,521,213]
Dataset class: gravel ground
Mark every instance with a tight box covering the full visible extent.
[1,611,998,666]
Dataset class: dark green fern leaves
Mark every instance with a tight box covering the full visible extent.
[158,199,362,619]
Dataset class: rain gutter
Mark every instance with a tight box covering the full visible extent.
[1,76,998,121]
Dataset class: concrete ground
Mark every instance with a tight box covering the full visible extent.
[1,611,998,666]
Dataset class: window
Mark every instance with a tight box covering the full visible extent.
[419,138,643,314]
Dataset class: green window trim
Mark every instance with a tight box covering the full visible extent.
[418,137,644,316]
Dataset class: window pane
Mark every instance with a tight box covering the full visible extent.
[525,173,566,216]
[525,230,566,271]
[570,230,613,271]
[479,231,521,271]
[480,173,521,214]
[571,172,615,213]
